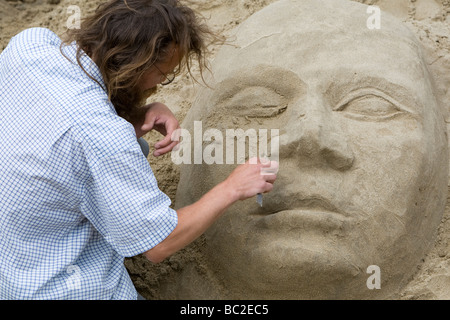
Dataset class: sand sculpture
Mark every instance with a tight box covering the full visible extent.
[163,0,449,299]
[1,0,448,301]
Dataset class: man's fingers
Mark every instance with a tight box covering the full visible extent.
[263,173,277,184]
[155,133,172,149]
[248,157,275,165]
[260,160,279,175]
[154,140,179,157]
[155,124,181,148]
[262,182,274,193]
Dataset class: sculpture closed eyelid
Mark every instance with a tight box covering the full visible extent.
[339,95,401,120]
[334,89,415,121]
[222,86,288,118]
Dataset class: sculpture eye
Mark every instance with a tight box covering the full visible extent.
[226,87,287,118]
[335,89,405,121]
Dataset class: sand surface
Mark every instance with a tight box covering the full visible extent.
[1,0,449,299]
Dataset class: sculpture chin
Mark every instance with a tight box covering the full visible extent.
[203,236,387,300]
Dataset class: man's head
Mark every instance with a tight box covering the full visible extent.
[63,0,216,122]
[175,0,448,299]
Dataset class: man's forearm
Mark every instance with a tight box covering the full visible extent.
[143,180,238,263]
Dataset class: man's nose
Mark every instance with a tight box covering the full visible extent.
[278,94,355,171]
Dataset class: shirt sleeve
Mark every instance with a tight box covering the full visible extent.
[81,145,178,258]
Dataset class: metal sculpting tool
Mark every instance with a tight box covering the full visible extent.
[257,193,263,207]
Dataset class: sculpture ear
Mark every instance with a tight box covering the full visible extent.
[419,43,450,183]
[436,57,450,123]
[444,82,450,125]
[438,67,450,124]
[408,19,450,124]
[426,55,450,124]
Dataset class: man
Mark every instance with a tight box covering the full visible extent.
[0,0,277,299]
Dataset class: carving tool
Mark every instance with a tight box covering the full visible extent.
[257,193,263,207]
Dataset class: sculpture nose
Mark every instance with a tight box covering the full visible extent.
[279,94,355,171]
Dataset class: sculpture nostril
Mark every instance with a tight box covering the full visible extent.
[320,147,354,171]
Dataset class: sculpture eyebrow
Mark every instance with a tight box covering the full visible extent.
[239,32,283,49]
[325,74,423,115]
[213,65,306,103]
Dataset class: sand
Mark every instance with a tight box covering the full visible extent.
[1,0,449,300]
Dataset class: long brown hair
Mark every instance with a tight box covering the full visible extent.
[62,0,219,123]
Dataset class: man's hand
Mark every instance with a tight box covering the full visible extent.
[222,157,279,202]
[134,102,180,157]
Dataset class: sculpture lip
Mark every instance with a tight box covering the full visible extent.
[280,197,344,216]
[254,195,350,231]
[259,195,347,217]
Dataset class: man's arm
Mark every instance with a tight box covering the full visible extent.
[143,159,278,263]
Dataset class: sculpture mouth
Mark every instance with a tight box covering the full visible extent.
[253,196,351,232]
[279,197,343,215]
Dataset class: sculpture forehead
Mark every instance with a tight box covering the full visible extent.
[232,0,417,42]
[215,0,423,76]
[214,31,424,82]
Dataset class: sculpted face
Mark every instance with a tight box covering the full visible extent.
[175,0,448,299]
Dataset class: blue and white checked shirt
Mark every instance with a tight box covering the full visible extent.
[0,28,178,299]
